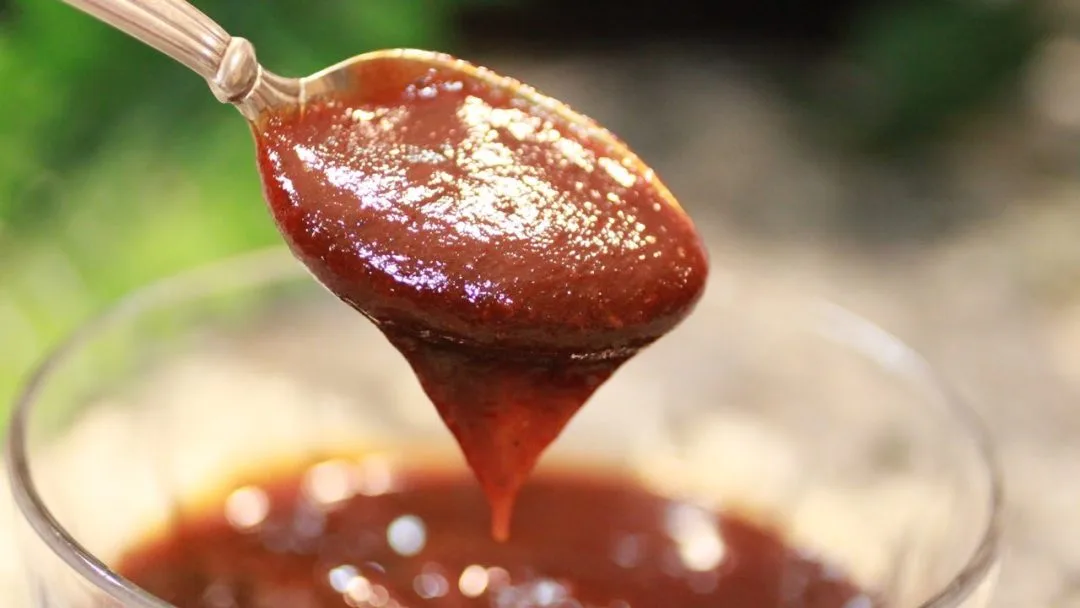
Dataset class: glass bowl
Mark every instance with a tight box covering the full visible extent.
[5,247,1001,607]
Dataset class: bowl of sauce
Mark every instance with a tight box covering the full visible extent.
[5,248,1000,608]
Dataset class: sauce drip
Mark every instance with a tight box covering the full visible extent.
[253,53,708,539]
[117,464,873,608]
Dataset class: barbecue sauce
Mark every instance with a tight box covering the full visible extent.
[117,462,872,608]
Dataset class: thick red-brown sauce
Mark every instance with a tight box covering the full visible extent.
[117,463,873,608]
[253,53,708,538]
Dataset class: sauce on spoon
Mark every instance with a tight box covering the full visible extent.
[253,53,708,539]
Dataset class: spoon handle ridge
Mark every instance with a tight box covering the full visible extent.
[61,0,298,118]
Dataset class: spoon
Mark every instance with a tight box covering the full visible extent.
[61,0,706,353]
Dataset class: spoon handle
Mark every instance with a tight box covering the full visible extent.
[61,0,299,118]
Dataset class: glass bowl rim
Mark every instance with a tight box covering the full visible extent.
[5,247,1004,608]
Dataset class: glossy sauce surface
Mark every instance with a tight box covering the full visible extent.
[117,463,873,608]
[253,53,708,537]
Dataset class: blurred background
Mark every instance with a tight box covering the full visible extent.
[2,0,1080,605]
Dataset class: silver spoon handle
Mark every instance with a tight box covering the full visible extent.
[61,0,299,118]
